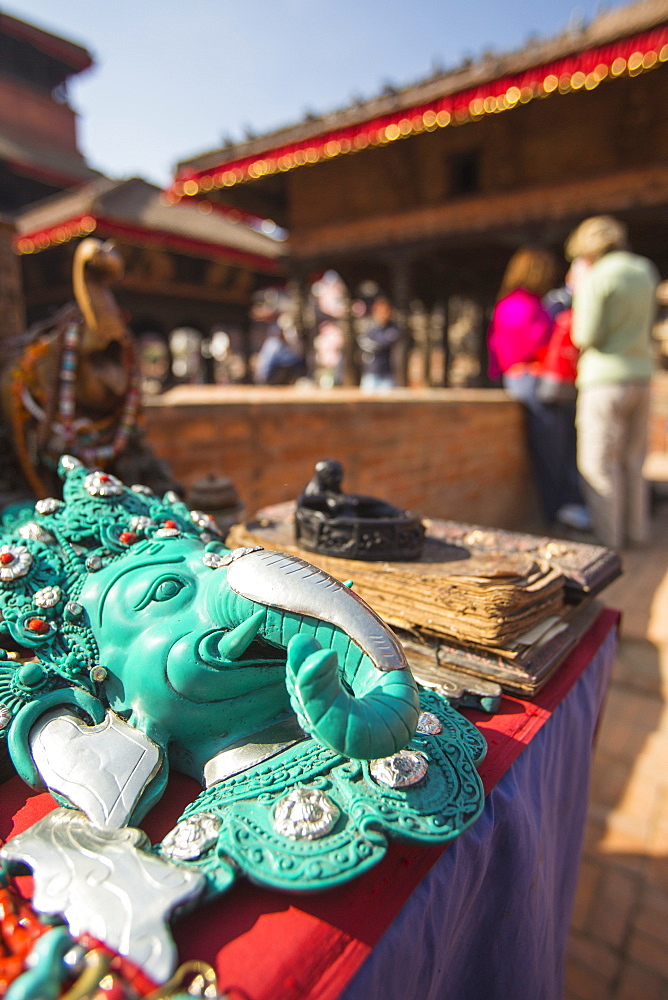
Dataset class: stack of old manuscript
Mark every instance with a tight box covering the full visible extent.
[228,505,619,696]
[228,513,564,647]
[323,550,565,650]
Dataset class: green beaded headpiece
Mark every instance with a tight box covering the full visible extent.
[0,455,223,732]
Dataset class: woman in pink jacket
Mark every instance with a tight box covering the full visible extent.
[488,247,587,529]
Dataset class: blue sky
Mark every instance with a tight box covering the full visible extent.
[7,0,630,186]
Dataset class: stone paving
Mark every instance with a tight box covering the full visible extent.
[564,492,668,1000]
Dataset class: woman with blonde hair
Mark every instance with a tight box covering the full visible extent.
[568,215,658,548]
[488,246,587,528]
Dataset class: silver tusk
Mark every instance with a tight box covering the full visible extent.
[226,550,407,671]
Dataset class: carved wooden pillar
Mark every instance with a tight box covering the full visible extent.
[340,281,359,387]
[239,312,253,383]
[440,297,451,387]
[388,252,412,387]
[0,217,25,353]
[288,267,313,376]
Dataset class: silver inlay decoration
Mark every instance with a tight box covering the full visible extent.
[0,545,33,582]
[131,484,154,496]
[416,711,442,735]
[18,521,54,543]
[201,551,228,569]
[35,498,62,515]
[163,491,180,504]
[60,455,83,471]
[160,812,221,860]
[154,528,180,538]
[0,704,11,730]
[29,709,163,830]
[0,809,204,983]
[216,546,263,567]
[33,585,61,609]
[86,555,102,571]
[83,471,124,497]
[130,515,153,531]
[204,718,306,786]
[273,787,340,840]
[369,750,429,788]
[190,509,215,529]
[227,549,408,671]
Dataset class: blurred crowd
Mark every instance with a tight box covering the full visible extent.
[132,213,664,553]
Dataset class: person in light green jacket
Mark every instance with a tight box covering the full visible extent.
[568,216,659,549]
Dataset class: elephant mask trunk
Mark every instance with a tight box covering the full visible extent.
[225,548,420,760]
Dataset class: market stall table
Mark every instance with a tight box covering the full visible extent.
[0,608,618,1000]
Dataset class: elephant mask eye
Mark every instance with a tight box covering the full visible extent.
[134,574,189,611]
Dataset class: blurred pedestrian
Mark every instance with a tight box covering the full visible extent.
[357,295,399,391]
[488,246,578,526]
[537,257,593,532]
[255,323,305,385]
[567,215,659,549]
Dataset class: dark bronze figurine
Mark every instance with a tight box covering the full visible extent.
[296,458,425,561]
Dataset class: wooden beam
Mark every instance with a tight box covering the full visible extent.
[288,165,668,258]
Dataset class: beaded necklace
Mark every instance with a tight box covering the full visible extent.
[56,322,141,467]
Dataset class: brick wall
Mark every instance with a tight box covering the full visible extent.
[143,387,539,531]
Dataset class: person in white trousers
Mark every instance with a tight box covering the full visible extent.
[567,216,659,550]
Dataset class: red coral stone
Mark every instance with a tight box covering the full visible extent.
[26,618,49,635]
[0,553,14,565]
[119,531,137,545]
[99,474,110,482]
[163,520,178,529]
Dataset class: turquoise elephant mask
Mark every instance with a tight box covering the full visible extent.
[0,458,486,984]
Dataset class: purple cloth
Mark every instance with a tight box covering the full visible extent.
[487,288,553,378]
[340,626,615,1000]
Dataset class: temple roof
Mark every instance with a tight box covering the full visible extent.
[0,129,101,188]
[14,176,285,272]
[172,0,668,198]
[0,12,93,77]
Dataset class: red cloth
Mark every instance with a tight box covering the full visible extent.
[1,609,619,1000]
[540,309,579,384]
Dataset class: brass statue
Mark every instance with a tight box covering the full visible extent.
[0,238,177,503]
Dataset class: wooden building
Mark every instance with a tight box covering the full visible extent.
[0,12,99,211]
[0,215,25,346]
[171,0,668,385]
[13,177,286,385]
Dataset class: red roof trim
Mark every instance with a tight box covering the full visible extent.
[14,214,283,274]
[170,26,668,198]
